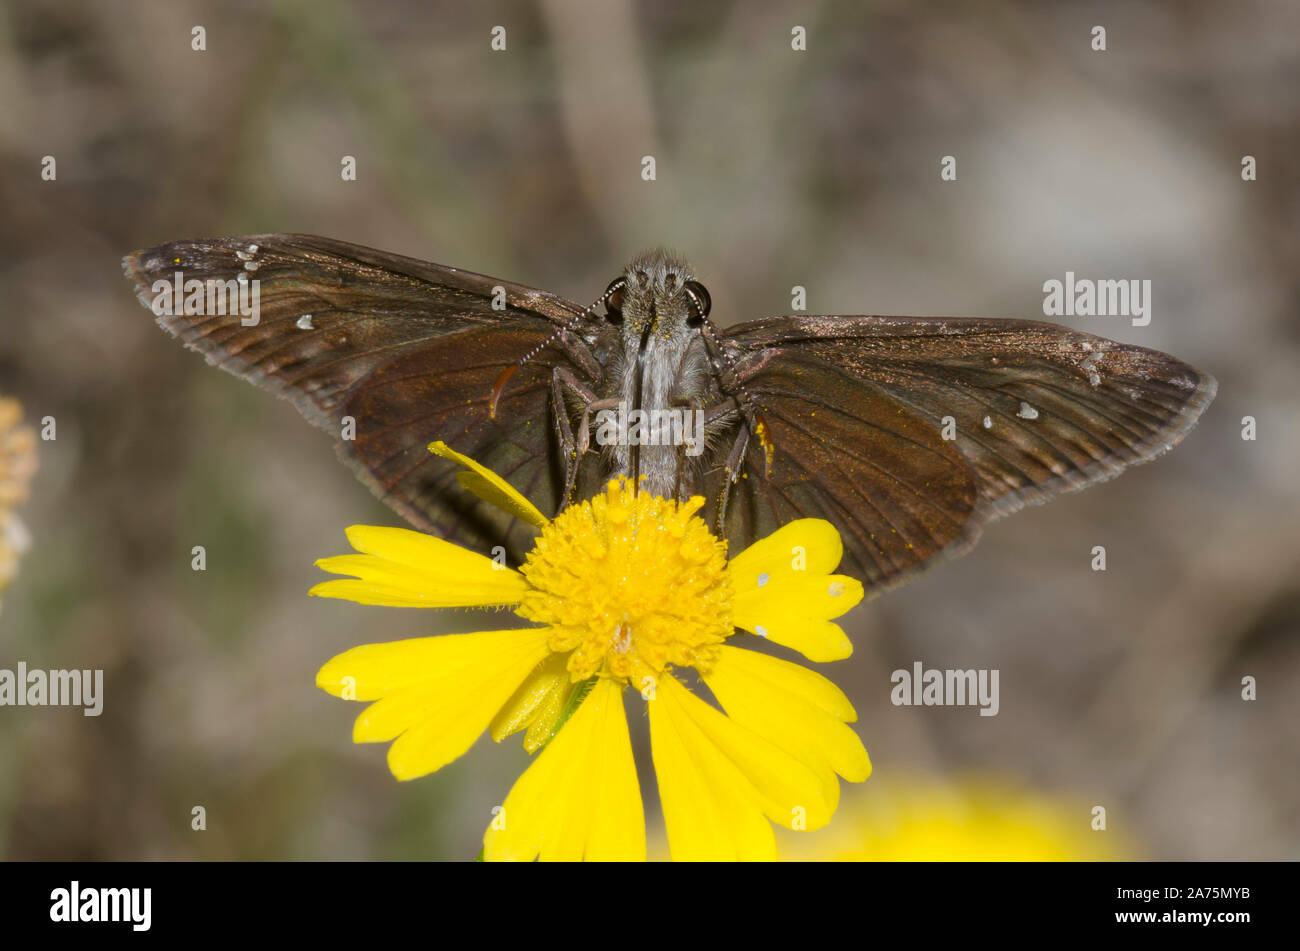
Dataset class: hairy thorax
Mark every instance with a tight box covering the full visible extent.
[609,331,711,497]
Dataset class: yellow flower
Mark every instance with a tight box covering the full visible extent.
[779,773,1132,861]
[0,398,37,616]
[313,441,870,861]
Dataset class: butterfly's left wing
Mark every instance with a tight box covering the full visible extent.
[711,315,1215,595]
[124,234,601,560]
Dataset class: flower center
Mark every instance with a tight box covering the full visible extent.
[517,479,732,686]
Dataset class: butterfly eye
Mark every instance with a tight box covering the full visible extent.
[684,280,711,323]
[603,277,626,321]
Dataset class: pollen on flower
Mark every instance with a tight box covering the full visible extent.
[517,478,733,685]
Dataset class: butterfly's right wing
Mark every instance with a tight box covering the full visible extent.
[712,315,1215,595]
[124,234,601,559]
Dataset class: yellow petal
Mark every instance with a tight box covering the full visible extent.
[522,678,572,753]
[727,519,863,662]
[735,572,865,622]
[490,652,570,745]
[429,440,548,529]
[317,629,538,700]
[729,518,846,580]
[483,678,645,861]
[310,525,529,608]
[316,628,552,781]
[661,675,837,829]
[703,645,871,784]
[649,675,837,859]
[733,615,854,663]
[648,677,774,860]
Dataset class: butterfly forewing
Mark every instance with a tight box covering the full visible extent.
[123,234,596,558]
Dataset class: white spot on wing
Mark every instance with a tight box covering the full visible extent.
[1016,401,1039,420]
[1080,351,1104,388]
[296,314,314,330]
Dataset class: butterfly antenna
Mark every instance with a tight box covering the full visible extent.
[489,288,608,420]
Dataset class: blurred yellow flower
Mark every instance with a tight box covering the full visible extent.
[779,773,1131,861]
[0,398,37,616]
[312,441,870,861]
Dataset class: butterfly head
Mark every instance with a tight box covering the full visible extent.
[603,249,711,345]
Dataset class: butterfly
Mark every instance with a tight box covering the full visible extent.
[123,234,1215,598]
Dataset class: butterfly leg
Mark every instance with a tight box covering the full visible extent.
[550,368,616,503]
[712,416,754,530]
[668,394,706,500]
[700,338,774,478]
[684,396,747,530]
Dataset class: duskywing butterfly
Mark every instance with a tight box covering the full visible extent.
[123,235,1215,595]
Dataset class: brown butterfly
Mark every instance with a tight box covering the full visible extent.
[122,234,1215,598]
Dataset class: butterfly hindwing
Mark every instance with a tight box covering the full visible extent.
[706,350,979,589]
[718,315,1215,595]
[344,323,595,560]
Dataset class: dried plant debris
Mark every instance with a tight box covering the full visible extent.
[0,398,37,615]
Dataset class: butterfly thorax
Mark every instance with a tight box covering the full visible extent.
[603,250,714,497]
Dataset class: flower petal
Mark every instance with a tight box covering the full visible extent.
[733,615,855,663]
[310,524,528,608]
[727,519,863,662]
[649,675,837,860]
[648,676,774,861]
[703,645,871,784]
[729,518,846,580]
[483,677,645,861]
[489,651,571,749]
[429,440,549,529]
[316,628,552,781]
[735,572,865,623]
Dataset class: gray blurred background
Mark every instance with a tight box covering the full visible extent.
[0,0,1296,860]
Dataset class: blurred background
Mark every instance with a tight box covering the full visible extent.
[0,0,1297,860]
